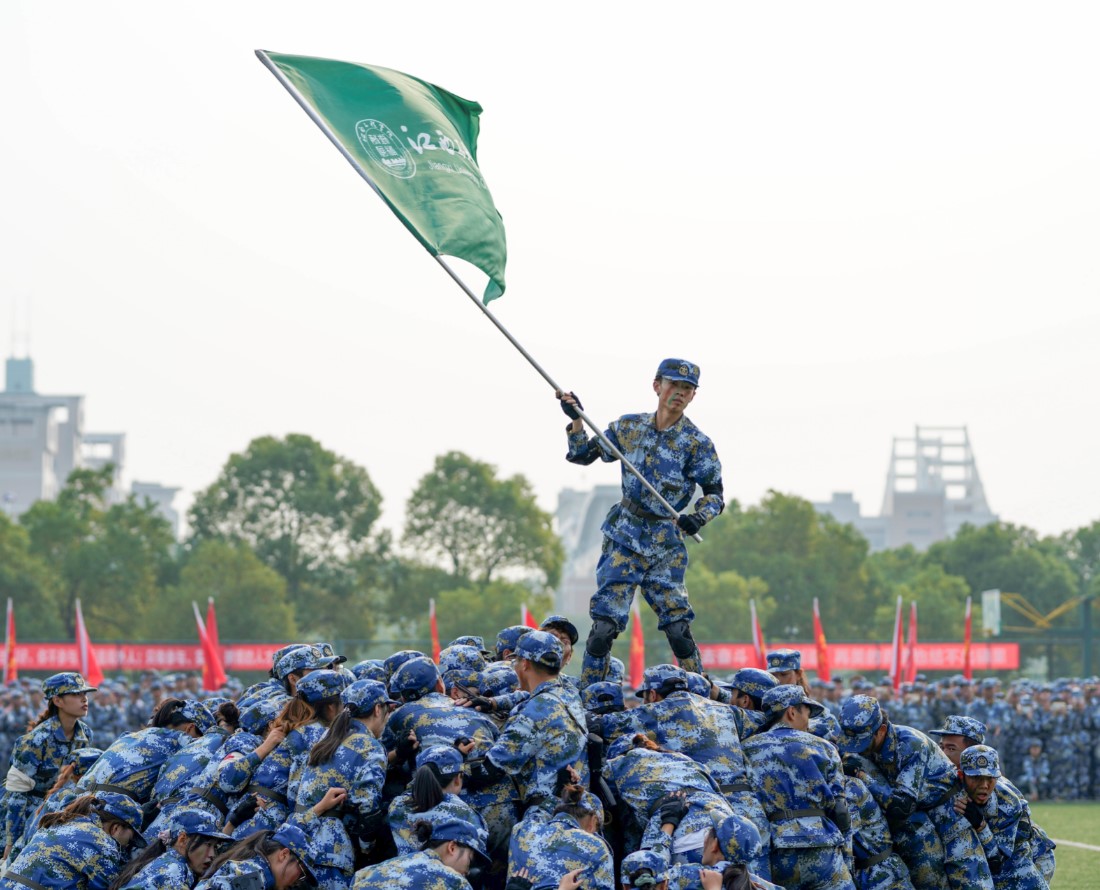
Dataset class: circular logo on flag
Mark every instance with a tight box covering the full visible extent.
[355,119,416,179]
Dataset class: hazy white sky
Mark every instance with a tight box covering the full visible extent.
[3,2,1098,540]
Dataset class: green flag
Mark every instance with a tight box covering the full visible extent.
[258,51,506,302]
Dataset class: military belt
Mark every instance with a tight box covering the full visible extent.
[199,789,229,817]
[719,783,753,794]
[767,807,826,822]
[854,849,891,870]
[619,498,671,522]
[85,782,144,803]
[5,872,49,890]
[250,785,289,808]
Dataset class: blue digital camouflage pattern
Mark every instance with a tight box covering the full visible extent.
[507,809,614,890]
[77,726,192,804]
[1,715,93,847]
[0,814,126,890]
[973,779,1048,890]
[152,728,231,803]
[294,718,386,878]
[766,650,801,674]
[193,855,278,890]
[117,846,193,889]
[647,829,783,890]
[741,722,854,889]
[567,407,722,683]
[928,715,987,744]
[218,723,328,837]
[351,849,471,890]
[486,679,588,809]
[842,774,913,890]
[386,791,486,856]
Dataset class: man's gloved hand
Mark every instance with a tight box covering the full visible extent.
[466,695,498,714]
[395,732,419,766]
[962,800,985,830]
[677,513,705,536]
[227,794,259,827]
[558,391,584,421]
[652,793,689,829]
[842,754,864,778]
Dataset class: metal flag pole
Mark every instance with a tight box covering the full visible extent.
[434,256,702,542]
[256,49,700,541]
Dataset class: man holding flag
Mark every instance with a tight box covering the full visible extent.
[558,359,724,686]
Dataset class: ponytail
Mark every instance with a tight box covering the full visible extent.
[28,701,59,732]
[308,708,353,766]
[410,764,447,813]
[721,864,751,890]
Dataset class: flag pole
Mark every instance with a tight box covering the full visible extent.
[256,49,700,542]
[434,257,702,542]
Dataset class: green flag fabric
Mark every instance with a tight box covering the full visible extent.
[258,51,506,302]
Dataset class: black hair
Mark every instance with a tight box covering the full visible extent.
[150,698,192,729]
[202,830,284,880]
[216,702,240,731]
[40,795,128,836]
[308,702,381,767]
[720,864,751,890]
[111,831,217,888]
[554,783,600,820]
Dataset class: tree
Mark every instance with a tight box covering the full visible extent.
[21,467,175,638]
[142,541,297,641]
[188,435,383,634]
[435,580,553,654]
[866,548,973,639]
[403,451,564,588]
[692,492,874,639]
[0,512,64,639]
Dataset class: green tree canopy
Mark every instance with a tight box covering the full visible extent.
[435,580,552,657]
[21,466,175,638]
[866,547,973,639]
[189,434,383,593]
[403,451,564,588]
[0,512,64,639]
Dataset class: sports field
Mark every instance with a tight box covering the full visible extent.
[1032,802,1100,889]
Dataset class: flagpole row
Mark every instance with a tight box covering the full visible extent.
[435,257,702,543]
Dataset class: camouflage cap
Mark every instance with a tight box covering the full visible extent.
[94,791,146,845]
[959,745,1001,778]
[607,656,626,685]
[67,747,103,773]
[383,650,427,682]
[494,625,531,659]
[389,657,441,701]
[169,806,234,841]
[635,664,688,697]
[540,615,579,646]
[582,681,624,714]
[838,695,884,754]
[295,669,350,704]
[515,630,563,671]
[621,849,667,886]
[761,684,825,721]
[766,649,802,674]
[656,358,700,387]
[238,697,284,735]
[271,822,320,885]
[438,645,487,676]
[478,665,518,697]
[928,715,987,745]
[350,660,387,683]
[43,672,97,698]
[341,679,397,716]
[684,672,711,697]
[415,744,464,777]
[274,645,340,680]
[424,812,490,863]
[448,636,492,659]
[180,701,216,734]
[729,668,778,701]
[713,812,763,864]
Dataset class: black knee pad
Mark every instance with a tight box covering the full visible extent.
[664,619,697,659]
[586,618,620,658]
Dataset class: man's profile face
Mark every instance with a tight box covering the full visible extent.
[772,669,798,685]
[653,377,696,414]
[938,734,968,766]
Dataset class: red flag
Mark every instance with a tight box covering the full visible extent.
[963,596,973,681]
[193,602,227,691]
[3,599,16,684]
[889,596,903,694]
[205,597,220,651]
[429,598,441,663]
[750,599,767,670]
[812,598,831,682]
[74,599,104,688]
[629,600,646,690]
[521,603,538,629]
[905,602,918,684]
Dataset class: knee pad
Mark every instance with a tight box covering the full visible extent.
[586,618,620,659]
[664,619,697,659]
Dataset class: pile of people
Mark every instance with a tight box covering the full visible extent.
[0,630,1062,890]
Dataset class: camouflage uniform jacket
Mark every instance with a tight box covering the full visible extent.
[351,849,471,890]
[0,814,124,890]
[117,846,193,889]
[77,727,192,804]
[508,810,614,890]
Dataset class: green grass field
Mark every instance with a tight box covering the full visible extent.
[1031,802,1100,889]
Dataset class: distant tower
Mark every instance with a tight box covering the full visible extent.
[880,425,995,549]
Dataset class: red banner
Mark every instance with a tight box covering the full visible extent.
[699,642,1019,673]
[10,643,283,673]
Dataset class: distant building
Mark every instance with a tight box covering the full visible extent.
[0,356,181,536]
[555,484,621,616]
[132,481,182,539]
[814,425,996,552]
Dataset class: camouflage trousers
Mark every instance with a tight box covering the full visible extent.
[581,538,698,686]
[769,846,855,890]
